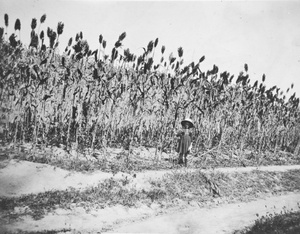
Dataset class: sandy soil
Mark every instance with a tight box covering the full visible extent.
[1,159,300,233]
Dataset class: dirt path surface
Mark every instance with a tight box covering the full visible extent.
[0,159,111,197]
[112,192,300,234]
[1,159,300,197]
[1,160,300,234]
[2,192,299,234]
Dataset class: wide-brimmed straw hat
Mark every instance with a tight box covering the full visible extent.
[181,118,194,129]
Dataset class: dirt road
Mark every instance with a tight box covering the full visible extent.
[3,193,299,234]
[1,159,300,197]
[1,160,300,233]
[111,192,300,234]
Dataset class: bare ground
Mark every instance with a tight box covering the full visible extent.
[0,159,300,233]
[112,192,300,234]
[2,159,300,197]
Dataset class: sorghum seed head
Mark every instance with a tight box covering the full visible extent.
[68,37,72,47]
[51,31,57,40]
[115,40,122,48]
[147,40,154,53]
[170,57,176,64]
[199,55,205,63]
[118,32,126,41]
[154,38,159,47]
[14,19,21,31]
[29,32,38,48]
[57,21,64,35]
[40,30,44,40]
[47,27,51,38]
[124,48,129,57]
[73,41,82,53]
[82,40,89,55]
[50,31,57,48]
[178,47,183,58]
[4,14,9,27]
[40,14,46,24]
[31,18,37,30]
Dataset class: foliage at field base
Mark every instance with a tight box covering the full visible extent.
[1,142,299,173]
[1,13,300,169]
[234,209,300,234]
[1,229,71,234]
[1,169,300,224]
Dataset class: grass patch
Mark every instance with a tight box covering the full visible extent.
[1,169,300,222]
[1,145,175,173]
[234,209,300,234]
[2,144,300,174]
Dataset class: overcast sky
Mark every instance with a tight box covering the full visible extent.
[1,0,300,97]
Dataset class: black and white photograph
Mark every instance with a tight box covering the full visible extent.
[0,0,300,233]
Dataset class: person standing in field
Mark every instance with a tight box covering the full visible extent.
[176,118,194,167]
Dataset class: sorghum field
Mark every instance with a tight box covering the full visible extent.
[1,13,300,159]
[1,14,300,234]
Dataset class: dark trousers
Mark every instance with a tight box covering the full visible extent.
[178,153,188,166]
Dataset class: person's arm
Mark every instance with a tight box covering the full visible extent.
[188,142,192,152]
[188,132,193,153]
[175,131,181,153]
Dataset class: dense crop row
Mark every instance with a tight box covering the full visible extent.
[1,14,300,158]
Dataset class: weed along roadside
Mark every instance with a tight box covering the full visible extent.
[1,157,300,197]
